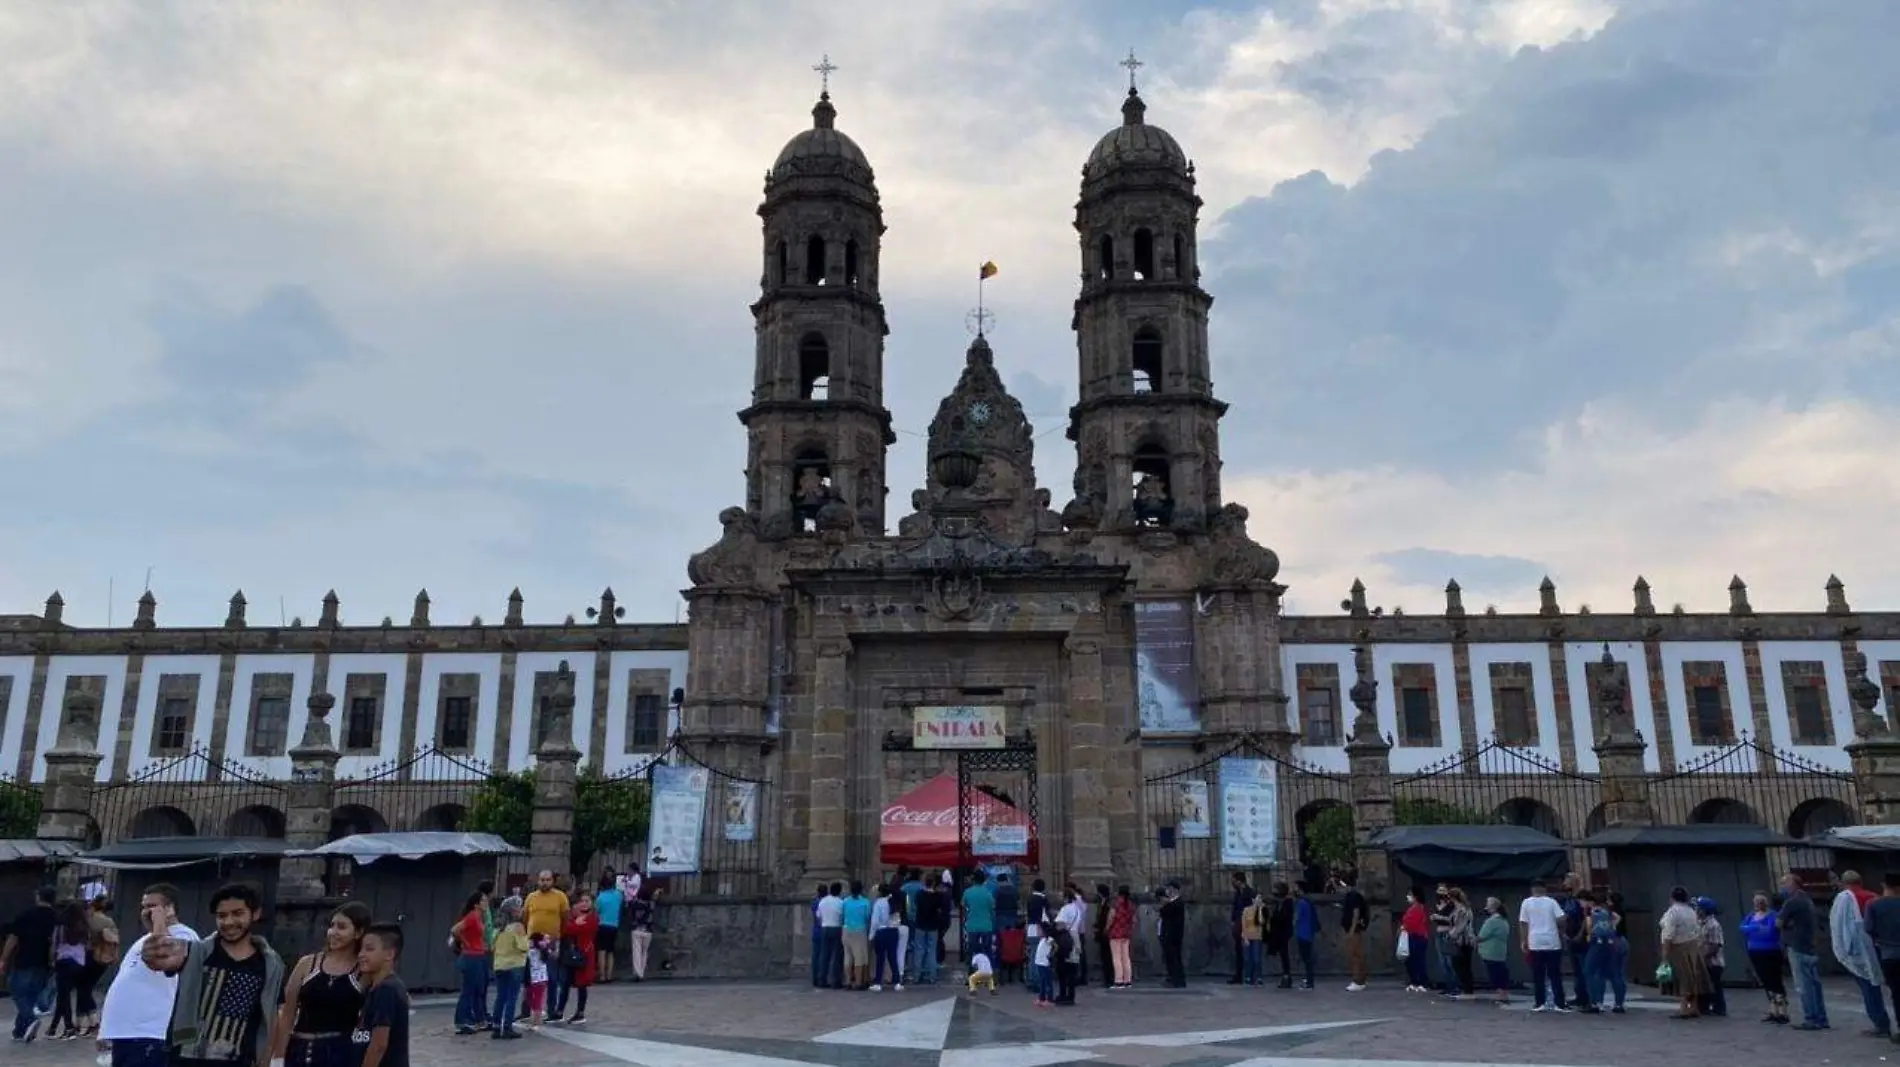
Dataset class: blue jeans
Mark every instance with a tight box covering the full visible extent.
[1434,934,1458,993]
[454,955,488,1029]
[817,927,843,988]
[1856,974,1891,1033]
[1569,943,1593,1007]
[911,930,939,984]
[965,930,994,962]
[1788,950,1827,1027]
[1529,949,1567,1008]
[110,1039,168,1067]
[1244,940,1264,983]
[1033,963,1052,999]
[810,927,824,986]
[491,966,523,1033]
[1404,935,1429,987]
[1584,940,1627,1008]
[1483,958,1510,993]
[8,967,48,1039]
[873,928,901,987]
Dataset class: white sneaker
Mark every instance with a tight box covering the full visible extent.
[1531,1004,1550,1012]
[1346,983,1366,992]
[893,984,904,992]
[1550,1006,1571,1014]
[869,984,883,992]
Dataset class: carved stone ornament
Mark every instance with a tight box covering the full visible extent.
[687,506,765,588]
[1347,642,1381,742]
[1593,645,1634,740]
[1847,650,1891,739]
[1199,503,1282,586]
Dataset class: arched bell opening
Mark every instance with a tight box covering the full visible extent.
[1133,228,1155,281]
[797,333,830,400]
[1131,327,1164,394]
[792,448,834,532]
[1131,444,1173,527]
[805,235,827,285]
[1097,234,1114,280]
[844,240,861,287]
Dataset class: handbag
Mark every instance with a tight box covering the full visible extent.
[561,941,587,970]
[1396,933,1410,960]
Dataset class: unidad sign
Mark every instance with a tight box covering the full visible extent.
[911,705,1007,749]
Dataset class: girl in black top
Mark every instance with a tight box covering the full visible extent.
[270,903,372,1067]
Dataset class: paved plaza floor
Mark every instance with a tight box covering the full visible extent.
[16,977,1891,1067]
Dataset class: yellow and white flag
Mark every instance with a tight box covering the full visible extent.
[979,261,999,279]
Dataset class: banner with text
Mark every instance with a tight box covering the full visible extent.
[647,765,709,874]
[1218,757,1278,867]
[1135,599,1201,734]
[912,705,1009,749]
[1172,780,1212,839]
[722,780,758,843]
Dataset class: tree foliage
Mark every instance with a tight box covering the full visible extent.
[0,783,39,839]
[1304,797,1494,870]
[462,769,651,876]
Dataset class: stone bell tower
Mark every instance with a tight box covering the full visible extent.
[1064,60,1226,535]
[742,77,895,541]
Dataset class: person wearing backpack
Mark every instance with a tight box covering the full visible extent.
[1582,893,1627,1012]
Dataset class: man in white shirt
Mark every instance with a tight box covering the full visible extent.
[1517,882,1570,1012]
[100,883,200,1067]
[815,883,845,990]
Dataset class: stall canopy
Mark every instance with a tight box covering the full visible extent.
[75,837,292,871]
[0,840,80,865]
[880,772,1037,869]
[1806,825,1900,852]
[294,832,523,864]
[1368,825,1570,884]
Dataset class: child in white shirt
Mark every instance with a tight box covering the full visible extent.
[1032,934,1055,1007]
[526,935,551,1027]
[966,951,995,995]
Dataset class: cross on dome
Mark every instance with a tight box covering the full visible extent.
[813,53,838,96]
[1119,49,1143,91]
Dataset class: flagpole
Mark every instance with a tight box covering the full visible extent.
[977,264,985,335]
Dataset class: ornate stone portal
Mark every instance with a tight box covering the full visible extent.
[680,71,1287,971]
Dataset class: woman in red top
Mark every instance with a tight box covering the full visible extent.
[556,891,600,1024]
[451,890,490,1034]
[1400,886,1433,992]
[1106,886,1138,989]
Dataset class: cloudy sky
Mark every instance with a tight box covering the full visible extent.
[1,0,1894,628]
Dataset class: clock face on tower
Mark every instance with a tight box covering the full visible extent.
[967,401,993,426]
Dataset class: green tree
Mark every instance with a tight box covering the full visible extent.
[0,784,39,839]
[1303,797,1494,870]
[463,769,651,876]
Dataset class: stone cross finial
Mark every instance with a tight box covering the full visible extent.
[1444,579,1465,618]
[226,590,248,629]
[1827,574,1851,615]
[1846,650,1889,739]
[1119,48,1144,91]
[1537,576,1560,617]
[1633,576,1655,616]
[320,590,340,628]
[592,587,619,625]
[505,588,525,627]
[134,589,157,630]
[1727,575,1753,616]
[411,589,431,628]
[297,691,338,751]
[42,591,64,628]
[1347,579,1369,618]
[54,690,100,751]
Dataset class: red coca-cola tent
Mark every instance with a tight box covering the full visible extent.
[879,771,1038,869]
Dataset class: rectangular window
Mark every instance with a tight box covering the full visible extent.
[1400,687,1434,746]
[1496,688,1533,746]
[155,697,190,753]
[1791,685,1829,745]
[1691,685,1729,745]
[629,693,666,750]
[440,696,473,752]
[1301,688,1338,747]
[248,696,290,757]
[345,696,378,752]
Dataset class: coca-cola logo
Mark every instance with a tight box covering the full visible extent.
[881,803,999,828]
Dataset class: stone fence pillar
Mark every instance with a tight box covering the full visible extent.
[39,691,104,897]
[278,692,342,956]
[1845,651,1900,824]
[1589,645,1655,829]
[1344,637,1395,973]
[532,661,581,876]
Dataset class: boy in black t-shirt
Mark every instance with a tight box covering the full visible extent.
[352,925,410,1067]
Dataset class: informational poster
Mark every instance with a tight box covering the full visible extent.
[912,705,1008,749]
[647,764,709,874]
[1218,757,1278,867]
[1135,599,1201,734]
[971,823,1029,857]
[1174,780,1212,839]
[722,780,758,843]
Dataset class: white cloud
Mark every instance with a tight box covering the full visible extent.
[1237,398,1900,616]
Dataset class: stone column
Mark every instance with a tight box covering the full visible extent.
[1064,626,1114,886]
[1343,637,1396,972]
[806,635,853,885]
[1589,645,1655,827]
[1845,651,1900,823]
[531,661,582,876]
[278,692,342,956]
[39,691,104,897]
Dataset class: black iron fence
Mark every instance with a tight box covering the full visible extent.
[1390,740,1604,844]
[331,745,501,838]
[1142,735,1350,892]
[1650,734,1859,836]
[598,739,775,899]
[90,744,288,845]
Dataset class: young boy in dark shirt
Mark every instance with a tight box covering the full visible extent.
[351,924,410,1067]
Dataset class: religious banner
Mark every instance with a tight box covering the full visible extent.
[1218,757,1278,867]
[1172,780,1212,839]
[722,780,758,843]
[972,821,1030,858]
[1135,599,1200,734]
[647,764,709,874]
[911,705,1008,749]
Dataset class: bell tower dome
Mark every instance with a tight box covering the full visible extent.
[1063,56,1227,535]
[742,64,895,541]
